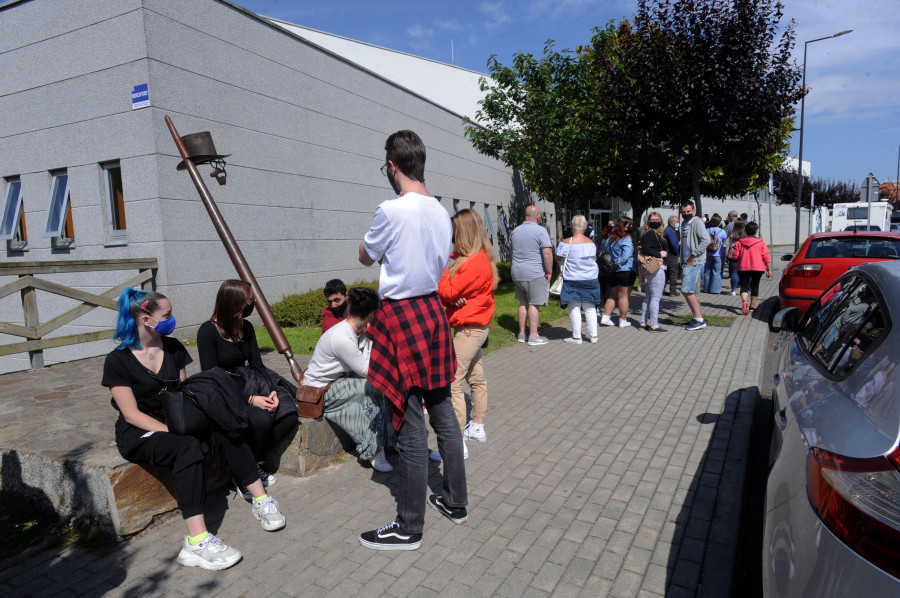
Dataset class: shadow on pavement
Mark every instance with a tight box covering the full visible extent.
[665,386,765,597]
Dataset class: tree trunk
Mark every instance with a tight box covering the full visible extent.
[690,163,703,216]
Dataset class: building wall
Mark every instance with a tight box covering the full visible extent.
[0,0,544,373]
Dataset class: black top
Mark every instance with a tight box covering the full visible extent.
[101,337,192,417]
[640,229,669,258]
[196,320,263,372]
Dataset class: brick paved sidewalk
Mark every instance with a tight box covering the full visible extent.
[0,251,789,597]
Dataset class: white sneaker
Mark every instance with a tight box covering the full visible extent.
[177,534,241,570]
[464,421,487,442]
[729,290,737,296]
[371,448,393,472]
[252,496,286,531]
[463,439,469,460]
[563,337,582,344]
[618,320,631,328]
[590,337,599,343]
[600,316,615,326]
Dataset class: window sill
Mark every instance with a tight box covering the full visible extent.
[104,240,129,247]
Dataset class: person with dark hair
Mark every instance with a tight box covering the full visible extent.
[724,219,746,296]
[599,217,636,328]
[197,280,299,496]
[102,288,285,572]
[303,286,393,472]
[731,221,772,315]
[702,215,728,294]
[679,200,711,330]
[322,279,348,333]
[663,215,681,296]
[357,130,467,551]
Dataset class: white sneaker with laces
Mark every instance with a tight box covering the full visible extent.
[252,496,286,531]
[464,421,487,443]
[600,316,615,326]
[371,448,393,472]
[618,320,631,328]
[590,336,599,343]
[563,337,582,344]
[177,534,241,570]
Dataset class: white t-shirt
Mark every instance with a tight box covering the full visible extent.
[303,320,371,388]
[363,192,452,300]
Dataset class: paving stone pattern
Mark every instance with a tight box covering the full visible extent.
[0,251,789,597]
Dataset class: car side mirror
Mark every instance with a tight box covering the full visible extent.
[781,254,793,261]
[772,307,799,333]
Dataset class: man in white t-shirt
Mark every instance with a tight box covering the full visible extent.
[357,130,468,551]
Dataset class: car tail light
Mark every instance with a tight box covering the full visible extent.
[807,446,900,578]
[788,264,823,277]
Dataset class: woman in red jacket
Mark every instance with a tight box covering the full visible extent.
[731,221,772,315]
[435,209,499,461]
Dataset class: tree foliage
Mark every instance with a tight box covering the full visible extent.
[772,166,859,208]
[600,0,804,214]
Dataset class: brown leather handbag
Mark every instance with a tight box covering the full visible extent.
[294,371,334,419]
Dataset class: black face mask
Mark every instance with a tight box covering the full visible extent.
[648,221,662,229]
[328,301,348,319]
[682,212,693,220]
[626,226,635,234]
[242,298,255,318]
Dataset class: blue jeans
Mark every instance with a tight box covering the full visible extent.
[395,386,467,534]
[729,258,740,291]
[703,255,723,294]
[681,263,703,294]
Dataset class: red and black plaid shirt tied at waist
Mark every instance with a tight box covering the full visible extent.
[366,292,457,431]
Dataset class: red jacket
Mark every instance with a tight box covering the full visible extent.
[732,237,771,272]
[321,307,344,333]
[438,250,495,328]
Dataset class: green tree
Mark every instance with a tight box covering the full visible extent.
[607,0,805,215]
[465,42,601,236]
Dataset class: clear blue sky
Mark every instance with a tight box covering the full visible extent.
[235,0,900,188]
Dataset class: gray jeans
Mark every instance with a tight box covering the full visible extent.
[396,386,468,534]
[640,267,667,326]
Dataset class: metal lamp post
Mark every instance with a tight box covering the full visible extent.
[794,29,852,251]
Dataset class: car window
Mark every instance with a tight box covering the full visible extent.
[799,277,887,377]
[806,237,900,259]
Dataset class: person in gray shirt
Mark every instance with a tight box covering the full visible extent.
[510,205,553,346]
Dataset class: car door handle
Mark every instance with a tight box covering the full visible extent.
[776,408,787,430]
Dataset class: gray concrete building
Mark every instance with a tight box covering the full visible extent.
[0,0,545,373]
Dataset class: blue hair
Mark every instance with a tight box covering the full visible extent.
[113,288,166,350]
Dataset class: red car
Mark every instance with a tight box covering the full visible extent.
[778,232,900,317]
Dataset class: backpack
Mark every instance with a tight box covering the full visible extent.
[706,229,720,253]
[597,238,617,276]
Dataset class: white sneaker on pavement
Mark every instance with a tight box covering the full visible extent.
[252,496,286,531]
[600,316,615,326]
[563,337,582,344]
[177,534,242,570]
[618,320,631,328]
[464,421,487,442]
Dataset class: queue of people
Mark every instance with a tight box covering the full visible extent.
[101,126,777,569]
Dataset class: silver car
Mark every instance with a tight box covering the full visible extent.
[764,260,900,596]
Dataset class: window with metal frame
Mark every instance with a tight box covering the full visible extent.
[1,178,24,241]
[42,171,74,239]
[103,162,126,235]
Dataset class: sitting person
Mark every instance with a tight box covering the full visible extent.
[197,280,299,497]
[321,278,348,333]
[303,286,393,472]
[102,288,285,571]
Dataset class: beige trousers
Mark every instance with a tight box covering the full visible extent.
[450,324,489,434]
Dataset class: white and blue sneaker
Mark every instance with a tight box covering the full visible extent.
[684,318,707,331]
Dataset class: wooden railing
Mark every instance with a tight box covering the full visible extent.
[0,258,158,368]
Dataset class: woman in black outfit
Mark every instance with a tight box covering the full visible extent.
[638,211,671,332]
[197,280,298,494]
[102,289,285,571]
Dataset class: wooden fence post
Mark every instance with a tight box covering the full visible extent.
[20,275,43,369]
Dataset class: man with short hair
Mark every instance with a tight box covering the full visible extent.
[510,206,553,346]
[680,201,711,331]
[357,130,467,551]
[321,279,348,333]
[663,215,681,296]
[725,210,739,235]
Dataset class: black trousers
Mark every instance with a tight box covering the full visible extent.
[245,407,298,466]
[116,416,259,519]
[738,270,765,297]
[664,255,680,293]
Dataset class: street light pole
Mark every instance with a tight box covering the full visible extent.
[794,29,852,251]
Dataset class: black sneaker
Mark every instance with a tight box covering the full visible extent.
[427,494,468,524]
[358,521,422,551]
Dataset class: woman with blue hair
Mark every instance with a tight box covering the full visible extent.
[101,288,286,571]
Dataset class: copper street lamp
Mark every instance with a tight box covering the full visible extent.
[794,29,852,251]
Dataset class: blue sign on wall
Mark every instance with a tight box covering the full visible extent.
[132,83,149,109]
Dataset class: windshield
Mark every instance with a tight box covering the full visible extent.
[806,237,900,259]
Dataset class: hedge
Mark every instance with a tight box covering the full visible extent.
[271,280,379,327]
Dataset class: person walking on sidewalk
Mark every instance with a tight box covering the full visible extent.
[510,205,553,346]
[663,215,681,296]
[357,130,467,551]
[731,221,772,315]
[679,201,711,330]
[556,215,603,343]
[600,217,636,328]
[436,208,498,460]
[724,219,746,296]
[702,215,728,294]
[639,212,671,332]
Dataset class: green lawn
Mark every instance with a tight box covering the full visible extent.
[255,281,569,356]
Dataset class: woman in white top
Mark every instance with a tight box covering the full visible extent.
[555,215,603,344]
[303,287,393,472]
